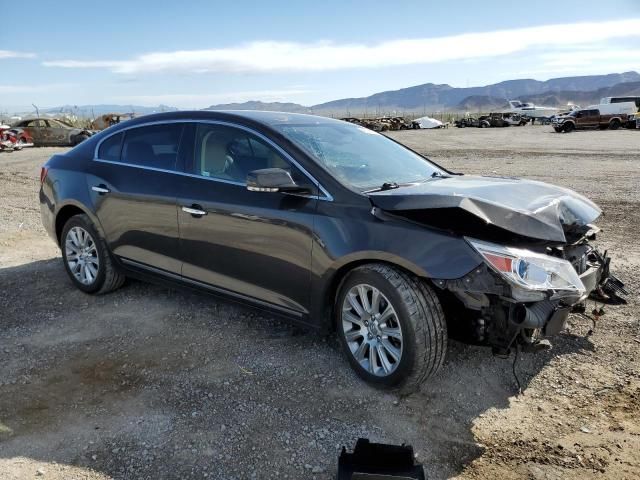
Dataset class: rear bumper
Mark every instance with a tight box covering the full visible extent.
[39,186,58,244]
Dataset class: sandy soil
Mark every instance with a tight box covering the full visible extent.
[0,125,638,479]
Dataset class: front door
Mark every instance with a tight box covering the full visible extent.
[25,119,47,145]
[176,122,317,316]
[86,123,185,274]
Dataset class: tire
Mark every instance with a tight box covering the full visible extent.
[336,263,447,393]
[61,214,125,294]
[609,119,620,130]
[553,127,562,133]
[563,122,575,133]
[480,121,490,128]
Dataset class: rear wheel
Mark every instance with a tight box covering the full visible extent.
[336,264,447,393]
[609,119,621,130]
[61,214,125,294]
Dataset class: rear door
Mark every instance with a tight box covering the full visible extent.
[86,122,185,274]
[175,122,318,316]
[587,109,601,128]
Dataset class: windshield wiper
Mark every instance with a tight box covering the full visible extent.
[363,174,449,193]
[363,182,400,193]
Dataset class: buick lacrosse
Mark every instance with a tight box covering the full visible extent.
[40,111,624,391]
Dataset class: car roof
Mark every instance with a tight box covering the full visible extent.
[119,110,345,129]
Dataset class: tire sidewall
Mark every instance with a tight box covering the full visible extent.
[336,268,418,388]
[60,215,107,293]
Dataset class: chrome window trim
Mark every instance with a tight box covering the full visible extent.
[93,119,333,201]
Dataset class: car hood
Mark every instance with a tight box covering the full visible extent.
[367,175,601,243]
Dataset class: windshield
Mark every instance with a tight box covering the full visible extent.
[274,121,444,189]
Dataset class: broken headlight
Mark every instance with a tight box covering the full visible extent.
[467,238,586,295]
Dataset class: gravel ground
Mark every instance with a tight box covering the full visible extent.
[0,125,638,479]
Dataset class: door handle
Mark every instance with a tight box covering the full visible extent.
[92,185,110,194]
[182,205,207,217]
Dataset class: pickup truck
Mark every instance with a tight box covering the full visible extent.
[552,108,627,132]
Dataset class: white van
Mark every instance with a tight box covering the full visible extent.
[587,101,637,116]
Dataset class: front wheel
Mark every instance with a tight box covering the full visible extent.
[563,122,575,133]
[336,264,447,393]
[609,119,620,130]
[61,214,125,294]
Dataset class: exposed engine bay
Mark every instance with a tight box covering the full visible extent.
[434,228,627,354]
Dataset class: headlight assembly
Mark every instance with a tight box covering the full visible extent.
[467,238,586,295]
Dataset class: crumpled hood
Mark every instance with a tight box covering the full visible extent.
[368,175,601,243]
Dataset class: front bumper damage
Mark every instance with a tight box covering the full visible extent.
[433,242,626,354]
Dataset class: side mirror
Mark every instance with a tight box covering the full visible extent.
[246,168,310,193]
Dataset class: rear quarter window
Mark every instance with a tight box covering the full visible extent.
[98,132,124,161]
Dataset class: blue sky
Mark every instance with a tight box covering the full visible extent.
[1,0,640,112]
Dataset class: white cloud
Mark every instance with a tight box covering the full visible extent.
[112,89,312,108]
[0,50,36,60]
[0,83,76,94]
[42,19,640,74]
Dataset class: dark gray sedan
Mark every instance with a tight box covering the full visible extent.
[39,110,624,392]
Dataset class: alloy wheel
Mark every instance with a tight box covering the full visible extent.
[341,283,403,376]
[65,226,100,285]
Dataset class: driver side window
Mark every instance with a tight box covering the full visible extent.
[193,124,301,185]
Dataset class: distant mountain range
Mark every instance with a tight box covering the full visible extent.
[41,104,178,117]
[457,81,640,111]
[205,71,640,114]
[29,71,640,119]
[205,100,312,113]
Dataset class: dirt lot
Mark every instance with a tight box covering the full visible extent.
[1,126,638,479]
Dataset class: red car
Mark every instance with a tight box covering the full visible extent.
[0,124,33,151]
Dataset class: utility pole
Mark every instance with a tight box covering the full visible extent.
[32,104,40,118]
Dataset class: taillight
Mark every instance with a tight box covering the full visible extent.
[40,166,49,185]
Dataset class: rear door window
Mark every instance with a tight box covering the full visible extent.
[121,123,184,171]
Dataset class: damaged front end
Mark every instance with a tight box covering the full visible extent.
[433,232,626,354]
[368,175,627,354]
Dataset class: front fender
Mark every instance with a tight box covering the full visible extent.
[309,201,483,328]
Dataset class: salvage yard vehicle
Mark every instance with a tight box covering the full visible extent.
[0,126,33,152]
[12,118,95,146]
[627,112,640,129]
[411,116,444,129]
[454,117,482,128]
[552,108,628,132]
[40,111,625,392]
[90,113,135,131]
